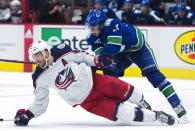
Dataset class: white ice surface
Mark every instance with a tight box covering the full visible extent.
[0,71,195,131]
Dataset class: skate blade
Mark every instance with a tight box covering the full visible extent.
[177,115,189,124]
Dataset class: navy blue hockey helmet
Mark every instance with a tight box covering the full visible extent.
[85,10,108,27]
[124,0,134,4]
[140,0,150,6]
[176,2,186,11]
[95,0,105,4]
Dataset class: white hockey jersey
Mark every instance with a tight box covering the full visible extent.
[28,44,96,117]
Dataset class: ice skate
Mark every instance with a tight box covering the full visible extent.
[138,100,152,110]
[155,111,176,125]
[174,104,188,123]
[174,104,186,118]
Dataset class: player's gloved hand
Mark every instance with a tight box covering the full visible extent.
[102,63,118,76]
[14,109,34,126]
[95,54,117,68]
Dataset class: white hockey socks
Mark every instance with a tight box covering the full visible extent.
[127,86,143,104]
[126,86,152,110]
[116,103,156,122]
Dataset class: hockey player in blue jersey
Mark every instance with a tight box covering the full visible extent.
[168,0,191,22]
[94,0,118,19]
[116,0,136,24]
[85,9,187,121]
[133,0,165,25]
[169,2,195,25]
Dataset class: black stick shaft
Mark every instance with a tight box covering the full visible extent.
[0,118,13,121]
[0,59,35,64]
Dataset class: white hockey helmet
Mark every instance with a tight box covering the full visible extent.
[10,0,21,7]
[28,40,51,62]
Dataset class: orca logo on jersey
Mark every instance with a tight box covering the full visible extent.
[55,68,76,89]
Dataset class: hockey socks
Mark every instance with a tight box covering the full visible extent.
[158,80,180,108]
[158,80,187,118]
[126,86,151,110]
[126,86,143,104]
[116,103,156,122]
[116,103,176,125]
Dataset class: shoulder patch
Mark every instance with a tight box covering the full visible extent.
[187,13,193,18]
[134,9,141,14]
[51,44,73,61]
[105,19,113,26]
[57,44,66,49]
[102,8,108,13]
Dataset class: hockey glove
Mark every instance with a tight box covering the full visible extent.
[95,54,117,68]
[14,109,34,126]
[102,64,118,76]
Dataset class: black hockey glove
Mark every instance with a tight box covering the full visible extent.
[14,109,34,126]
[102,63,118,75]
[95,54,117,68]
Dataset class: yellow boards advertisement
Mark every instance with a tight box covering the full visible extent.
[175,30,195,65]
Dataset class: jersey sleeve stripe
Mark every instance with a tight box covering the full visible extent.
[56,51,75,61]
[132,27,143,48]
[95,47,104,55]
[123,27,144,52]
[107,36,122,45]
[107,42,122,46]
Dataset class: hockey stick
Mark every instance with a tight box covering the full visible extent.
[0,118,13,122]
[0,59,35,64]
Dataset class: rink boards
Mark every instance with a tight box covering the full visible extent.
[0,24,195,79]
[0,62,194,79]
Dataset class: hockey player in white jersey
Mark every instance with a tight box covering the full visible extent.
[14,40,176,126]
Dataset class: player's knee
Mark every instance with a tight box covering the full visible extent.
[127,86,143,104]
